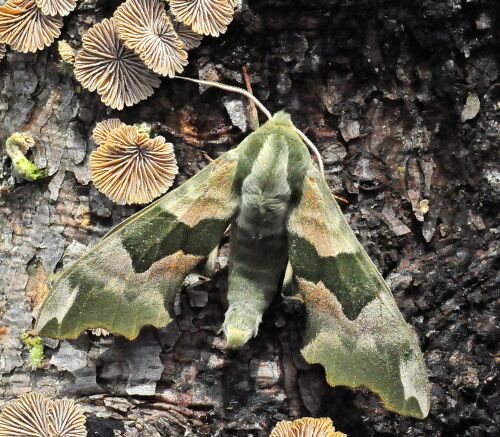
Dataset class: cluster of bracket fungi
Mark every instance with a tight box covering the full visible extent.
[75,0,237,109]
[0,0,237,109]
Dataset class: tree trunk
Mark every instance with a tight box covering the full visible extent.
[0,0,498,436]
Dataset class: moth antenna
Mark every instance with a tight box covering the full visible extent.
[174,75,272,120]
[293,128,324,175]
[174,75,325,176]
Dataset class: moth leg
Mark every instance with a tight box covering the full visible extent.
[281,261,296,296]
[201,245,219,277]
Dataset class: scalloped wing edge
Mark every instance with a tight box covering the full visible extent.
[288,164,430,419]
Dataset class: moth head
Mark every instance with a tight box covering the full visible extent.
[268,111,294,127]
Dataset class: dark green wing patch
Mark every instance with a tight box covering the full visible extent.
[288,238,379,320]
[122,209,229,273]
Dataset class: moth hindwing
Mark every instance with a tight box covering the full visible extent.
[36,111,430,419]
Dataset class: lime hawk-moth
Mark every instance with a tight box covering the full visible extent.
[36,80,430,419]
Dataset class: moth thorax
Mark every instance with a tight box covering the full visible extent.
[237,134,292,235]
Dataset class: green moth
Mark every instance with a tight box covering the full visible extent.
[36,85,430,419]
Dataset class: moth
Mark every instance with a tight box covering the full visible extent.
[36,78,430,419]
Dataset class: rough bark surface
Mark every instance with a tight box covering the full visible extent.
[0,0,498,436]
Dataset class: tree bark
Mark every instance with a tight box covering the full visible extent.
[0,0,498,436]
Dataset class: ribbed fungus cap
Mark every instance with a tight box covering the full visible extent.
[169,13,203,50]
[74,18,161,110]
[0,392,51,436]
[114,0,188,77]
[57,39,75,64]
[90,124,178,205]
[48,398,87,437]
[0,0,63,53]
[0,43,5,60]
[34,0,76,17]
[169,0,235,37]
[270,418,347,437]
[92,118,124,146]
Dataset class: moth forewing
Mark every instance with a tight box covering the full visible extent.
[287,164,431,419]
[35,151,240,340]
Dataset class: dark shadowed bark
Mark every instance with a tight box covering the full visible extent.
[0,0,498,436]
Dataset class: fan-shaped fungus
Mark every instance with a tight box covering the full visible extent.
[114,0,188,77]
[90,124,178,204]
[169,0,235,37]
[48,399,87,437]
[34,0,76,17]
[270,418,347,437]
[74,18,161,110]
[0,393,87,437]
[169,13,203,50]
[57,40,75,64]
[92,118,124,146]
[0,392,51,436]
[0,43,5,60]
[0,0,63,53]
